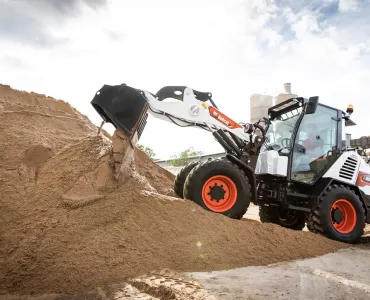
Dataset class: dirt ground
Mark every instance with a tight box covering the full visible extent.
[190,237,370,300]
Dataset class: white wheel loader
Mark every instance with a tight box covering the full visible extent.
[91,84,370,243]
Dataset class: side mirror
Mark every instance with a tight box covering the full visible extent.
[305,96,319,114]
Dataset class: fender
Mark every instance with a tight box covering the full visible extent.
[314,178,370,223]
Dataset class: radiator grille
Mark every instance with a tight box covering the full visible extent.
[339,155,358,180]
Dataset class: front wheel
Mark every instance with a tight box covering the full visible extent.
[183,159,251,219]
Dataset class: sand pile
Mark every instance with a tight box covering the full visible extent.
[0,85,348,296]
[0,83,104,222]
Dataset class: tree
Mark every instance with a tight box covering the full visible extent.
[168,147,204,167]
[137,144,157,160]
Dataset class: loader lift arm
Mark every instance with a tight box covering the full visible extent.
[91,83,268,161]
[91,83,270,204]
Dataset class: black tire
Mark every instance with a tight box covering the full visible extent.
[306,184,366,244]
[259,205,305,230]
[183,159,250,219]
[173,161,200,198]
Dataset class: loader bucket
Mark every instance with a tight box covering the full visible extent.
[91,84,148,140]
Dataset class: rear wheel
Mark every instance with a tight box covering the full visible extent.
[259,205,305,230]
[183,159,250,219]
[173,161,200,198]
[306,184,365,243]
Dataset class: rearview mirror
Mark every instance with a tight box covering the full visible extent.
[305,96,319,114]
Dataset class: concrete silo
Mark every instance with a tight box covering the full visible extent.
[249,93,273,124]
[275,83,297,105]
[249,83,297,124]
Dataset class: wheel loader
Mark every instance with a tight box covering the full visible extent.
[91,83,370,243]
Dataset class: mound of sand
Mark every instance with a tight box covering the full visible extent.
[0,83,101,214]
[0,85,348,296]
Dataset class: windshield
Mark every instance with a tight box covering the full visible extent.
[261,109,302,152]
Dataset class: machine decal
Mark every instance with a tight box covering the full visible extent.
[356,171,370,187]
[209,107,242,129]
[201,103,207,110]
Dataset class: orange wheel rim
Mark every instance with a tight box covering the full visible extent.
[279,216,297,226]
[278,209,298,226]
[201,175,237,212]
[330,199,357,234]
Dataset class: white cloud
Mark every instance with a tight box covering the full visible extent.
[292,14,321,40]
[260,28,283,47]
[339,0,360,12]
[1,0,370,159]
[283,7,298,24]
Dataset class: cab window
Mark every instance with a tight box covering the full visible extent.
[291,105,338,184]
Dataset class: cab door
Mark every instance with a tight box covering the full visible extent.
[291,105,339,184]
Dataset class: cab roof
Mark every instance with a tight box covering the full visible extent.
[268,97,355,125]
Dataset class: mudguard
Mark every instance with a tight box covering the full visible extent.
[226,153,257,204]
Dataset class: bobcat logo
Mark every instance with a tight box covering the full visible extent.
[209,107,241,129]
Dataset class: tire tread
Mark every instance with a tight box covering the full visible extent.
[174,161,200,198]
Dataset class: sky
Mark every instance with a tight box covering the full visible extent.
[1,0,370,160]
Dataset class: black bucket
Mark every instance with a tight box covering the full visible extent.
[91,84,148,140]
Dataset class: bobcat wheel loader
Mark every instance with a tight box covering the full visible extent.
[91,83,370,243]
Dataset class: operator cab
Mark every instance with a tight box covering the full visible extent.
[255,97,354,185]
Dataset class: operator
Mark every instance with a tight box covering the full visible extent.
[293,122,325,174]
[302,123,324,152]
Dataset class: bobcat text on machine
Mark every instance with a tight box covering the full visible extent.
[91,84,370,243]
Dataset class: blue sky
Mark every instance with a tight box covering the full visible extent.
[1,0,369,159]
